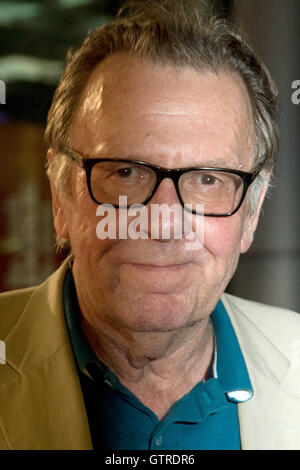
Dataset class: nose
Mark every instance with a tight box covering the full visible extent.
[149,178,181,206]
[146,178,185,241]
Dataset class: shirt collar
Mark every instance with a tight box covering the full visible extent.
[63,268,98,371]
[211,300,253,403]
[63,269,253,404]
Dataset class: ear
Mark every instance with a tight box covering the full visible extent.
[240,172,270,254]
[47,149,70,241]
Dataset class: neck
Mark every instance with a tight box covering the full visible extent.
[78,296,215,419]
[80,309,214,387]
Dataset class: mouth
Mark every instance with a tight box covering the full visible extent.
[129,262,192,270]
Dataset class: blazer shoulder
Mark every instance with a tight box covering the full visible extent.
[0,286,37,339]
[223,292,300,323]
[0,257,72,341]
[222,292,300,359]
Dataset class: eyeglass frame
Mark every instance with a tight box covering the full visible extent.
[61,146,261,217]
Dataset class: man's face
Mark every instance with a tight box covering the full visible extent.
[51,53,264,334]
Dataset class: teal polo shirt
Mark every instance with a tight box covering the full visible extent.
[63,269,253,450]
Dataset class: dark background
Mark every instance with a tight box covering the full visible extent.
[0,0,299,312]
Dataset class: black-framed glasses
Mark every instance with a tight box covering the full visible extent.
[62,147,260,217]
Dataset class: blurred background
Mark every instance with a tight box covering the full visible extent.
[0,0,299,312]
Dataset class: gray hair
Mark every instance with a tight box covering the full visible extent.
[45,0,278,247]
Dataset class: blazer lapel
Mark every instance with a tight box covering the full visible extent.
[0,259,92,450]
[223,294,300,450]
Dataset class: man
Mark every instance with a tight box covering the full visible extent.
[1,0,300,451]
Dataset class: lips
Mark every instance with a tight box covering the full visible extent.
[127,262,192,270]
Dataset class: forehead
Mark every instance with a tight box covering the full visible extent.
[69,53,255,168]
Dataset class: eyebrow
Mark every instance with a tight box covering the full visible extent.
[65,147,247,171]
[103,155,246,171]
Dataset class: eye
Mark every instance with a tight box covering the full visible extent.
[116,166,139,178]
[197,173,221,185]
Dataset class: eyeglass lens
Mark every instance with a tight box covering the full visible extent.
[90,160,244,215]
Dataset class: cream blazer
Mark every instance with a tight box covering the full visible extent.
[1,259,300,450]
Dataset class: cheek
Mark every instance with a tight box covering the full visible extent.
[65,174,117,255]
[202,215,244,261]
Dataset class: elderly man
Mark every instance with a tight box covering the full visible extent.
[1,0,300,451]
